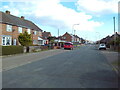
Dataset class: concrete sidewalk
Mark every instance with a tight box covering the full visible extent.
[101,50,119,73]
[2,49,69,71]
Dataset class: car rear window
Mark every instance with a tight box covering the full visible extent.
[65,43,72,45]
[100,44,105,46]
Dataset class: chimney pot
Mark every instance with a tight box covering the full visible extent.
[5,10,10,14]
[21,16,25,19]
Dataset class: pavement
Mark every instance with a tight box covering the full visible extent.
[2,45,119,88]
[100,49,119,73]
[2,49,70,71]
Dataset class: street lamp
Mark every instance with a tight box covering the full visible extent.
[72,24,79,43]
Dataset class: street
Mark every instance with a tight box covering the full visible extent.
[2,45,119,88]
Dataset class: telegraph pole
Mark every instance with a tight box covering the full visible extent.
[58,28,59,38]
[58,28,59,46]
[113,17,115,34]
[113,17,116,50]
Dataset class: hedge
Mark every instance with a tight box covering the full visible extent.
[2,46,24,56]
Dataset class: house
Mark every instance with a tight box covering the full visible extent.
[73,35,81,44]
[58,32,82,44]
[110,32,120,41]
[99,32,120,48]
[100,35,111,47]
[59,32,73,42]
[42,31,52,45]
[0,10,43,46]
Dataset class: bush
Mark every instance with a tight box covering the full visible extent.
[2,46,24,56]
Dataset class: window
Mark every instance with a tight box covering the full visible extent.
[34,31,37,35]
[2,36,12,46]
[38,31,42,36]
[18,27,22,33]
[6,25,12,32]
[2,37,5,45]
[27,29,31,34]
[33,40,38,45]
[63,37,66,39]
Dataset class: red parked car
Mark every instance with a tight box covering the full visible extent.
[64,42,74,50]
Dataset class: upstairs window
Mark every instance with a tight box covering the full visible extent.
[27,29,31,34]
[34,31,37,35]
[6,25,12,32]
[39,31,42,36]
[18,27,22,33]
[63,37,66,39]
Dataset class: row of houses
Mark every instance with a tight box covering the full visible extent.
[0,10,52,46]
[0,10,84,46]
[98,32,120,48]
[56,32,85,44]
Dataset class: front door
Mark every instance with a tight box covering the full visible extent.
[13,39,17,45]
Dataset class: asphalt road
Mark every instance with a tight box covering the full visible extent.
[2,45,119,88]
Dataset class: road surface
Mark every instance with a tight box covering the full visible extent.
[2,45,119,88]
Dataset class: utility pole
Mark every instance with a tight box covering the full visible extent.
[74,29,76,42]
[58,28,59,46]
[72,24,79,43]
[58,28,59,38]
[113,17,116,50]
[113,17,115,34]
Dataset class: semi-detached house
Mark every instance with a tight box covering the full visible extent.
[0,10,44,46]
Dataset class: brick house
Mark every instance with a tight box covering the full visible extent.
[100,32,120,48]
[42,31,51,45]
[73,35,81,44]
[0,10,44,46]
[58,32,81,44]
[59,32,73,42]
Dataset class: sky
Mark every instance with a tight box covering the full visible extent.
[0,0,119,41]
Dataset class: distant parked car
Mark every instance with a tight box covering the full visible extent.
[98,43,106,50]
[64,42,73,50]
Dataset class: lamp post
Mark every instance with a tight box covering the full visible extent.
[113,17,116,50]
[72,24,79,43]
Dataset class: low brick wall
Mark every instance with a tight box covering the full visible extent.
[110,45,120,52]
[24,46,50,53]
[24,46,41,53]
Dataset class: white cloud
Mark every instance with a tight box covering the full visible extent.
[76,0,119,14]
[1,0,103,32]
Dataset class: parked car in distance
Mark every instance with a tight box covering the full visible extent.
[64,42,74,50]
[98,43,106,50]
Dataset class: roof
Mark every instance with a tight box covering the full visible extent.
[73,35,80,38]
[0,11,42,31]
[62,32,72,37]
[42,31,51,40]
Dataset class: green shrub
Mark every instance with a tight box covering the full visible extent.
[2,46,23,56]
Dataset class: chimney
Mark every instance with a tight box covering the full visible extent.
[21,16,25,19]
[5,10,10,14]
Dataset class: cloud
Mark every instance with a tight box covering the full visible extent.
[76,0,119,14]
[1,0,103,32]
